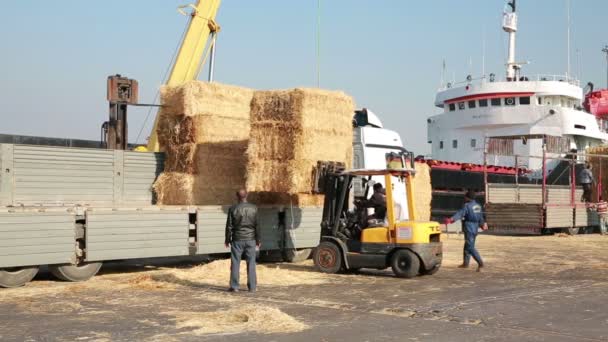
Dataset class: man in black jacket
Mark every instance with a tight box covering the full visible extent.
[225,189,260,292]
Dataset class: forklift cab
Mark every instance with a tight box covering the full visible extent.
[313,167,443,278]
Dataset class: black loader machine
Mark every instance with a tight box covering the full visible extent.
[312,155,443,278]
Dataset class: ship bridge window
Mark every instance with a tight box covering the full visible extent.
[538,97,542,105]
[519,96,531,105]
[491,98,501,106]
[575,124,586,130]
[458,102,465,110]
[468,100,476,108]
[470,139,477,148]
[505,97,516,106]
[449,103,456,111]
[452,140,458,148]
[439,141,444,149]
[479,99,488,107]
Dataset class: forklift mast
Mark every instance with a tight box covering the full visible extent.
[104,75,138,150]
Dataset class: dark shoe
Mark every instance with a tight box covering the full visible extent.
[476,265,484,272]
[458,264,469,269]
[228,288,239,293]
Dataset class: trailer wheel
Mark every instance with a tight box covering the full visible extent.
[0,266,39,288]
[283,248,312,263]
[313,241,342,274]
[49,262,102,282]
[562,227,580,235]
[391,249,420,278]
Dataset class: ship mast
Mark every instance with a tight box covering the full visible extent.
[503,0,518,81]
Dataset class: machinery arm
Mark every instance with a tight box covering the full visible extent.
[147,0,222,152]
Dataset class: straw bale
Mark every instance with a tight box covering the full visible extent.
[248,192,324,207]
[586,145,608,200]
[412,162,432,221]
[250,88,354,131]
[153,172,195,205]
[160,81,254,118]
[246,88,354,195]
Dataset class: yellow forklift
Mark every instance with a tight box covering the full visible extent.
[312,155,442,278]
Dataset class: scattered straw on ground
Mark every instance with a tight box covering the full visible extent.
[126,274,175,291]
[165,305,308,336]
[150,259,330,288]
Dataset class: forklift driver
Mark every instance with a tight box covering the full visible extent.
[361,183,387,227]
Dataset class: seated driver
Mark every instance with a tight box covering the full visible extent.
[361,183,387,226]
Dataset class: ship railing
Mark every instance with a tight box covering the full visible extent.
[439,74,580,90]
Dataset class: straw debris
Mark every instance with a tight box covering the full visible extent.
[166,305,308,336]
[151,259,329,288]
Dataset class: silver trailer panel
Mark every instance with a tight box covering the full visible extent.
[85,208,189,261]
[285,207,323,249]
[0,209,75,268]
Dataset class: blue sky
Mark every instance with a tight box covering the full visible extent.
[1,1,607,154]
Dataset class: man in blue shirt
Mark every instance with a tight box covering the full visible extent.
[444,191,487,272]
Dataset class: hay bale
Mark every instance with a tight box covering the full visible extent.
[586,145,608,200]
[412,162,432,221]
[248,192,324,207]
[154,81,253,205]
[160,81,254,118]
[153,172,195,205]
[246,88,354,194]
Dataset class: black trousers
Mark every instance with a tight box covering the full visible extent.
[582,183,593,202]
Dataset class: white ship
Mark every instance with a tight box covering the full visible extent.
[427,0,608,170]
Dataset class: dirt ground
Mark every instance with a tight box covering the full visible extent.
[1,233,607,341]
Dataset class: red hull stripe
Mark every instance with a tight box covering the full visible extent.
[445,92,535,104]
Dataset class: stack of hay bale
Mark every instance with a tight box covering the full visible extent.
[412,162,432,221]
[153,81,254,205]
[153,81,354,207]
[246,89,354,206]
[586,146,608,201]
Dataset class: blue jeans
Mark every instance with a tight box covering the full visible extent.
[463,230,483,267]
[230,240,257,291]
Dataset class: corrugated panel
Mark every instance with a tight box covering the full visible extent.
[486,203,543,229]
[197,206,283,254]
[546,207,573,228]
[575,206,600,227]
[285,207,322,249]
[487,185,517,203]
[519,187,542,204]
[122,152,164,205]
[12,145,114,206]
[85,209,189,261]
[197,206,230,254]
[0,211,75,268]
[259,208,280,250]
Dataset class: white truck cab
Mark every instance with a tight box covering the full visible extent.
[353,109,409,220]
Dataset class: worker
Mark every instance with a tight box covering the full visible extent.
[579,163,595,203]
[444,191,487,272]
[360,183,387,226]
[225,189,260,293]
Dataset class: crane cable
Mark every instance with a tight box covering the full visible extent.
[134,19,191,145]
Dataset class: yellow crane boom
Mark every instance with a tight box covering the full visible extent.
[146,0,222,152]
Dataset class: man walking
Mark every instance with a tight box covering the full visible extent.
[225,189,260,292]
[579,163,595,203]
[444,191,487,272]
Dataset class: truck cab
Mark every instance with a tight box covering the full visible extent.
[353,108,409,219]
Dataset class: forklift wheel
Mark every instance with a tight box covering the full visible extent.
[313,241,342,274]
[391,249,420,278]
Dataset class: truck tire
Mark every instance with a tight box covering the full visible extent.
[420,265,440,276]
[562,227,580,235]
[313,241,342,274]
[49,262,102,282]
[391,249,420,278]
[283,248,312,263]
[0,266,39,288]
